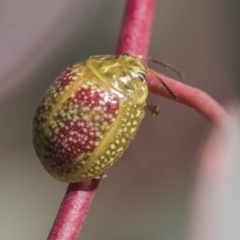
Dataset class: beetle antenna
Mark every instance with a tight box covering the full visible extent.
[156,74,177,100]
[148,57,183,79]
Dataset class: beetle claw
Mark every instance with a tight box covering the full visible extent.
[146,103,159,116]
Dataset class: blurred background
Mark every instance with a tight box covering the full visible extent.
[0,0,239,239]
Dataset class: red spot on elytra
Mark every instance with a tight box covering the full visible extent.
[45,120,100,166]
[104,96,119,119]
[55,65,76,92]
[72,87,119,122]
[72,87,102,108]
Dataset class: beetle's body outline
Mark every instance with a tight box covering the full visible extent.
[32,55,148,183]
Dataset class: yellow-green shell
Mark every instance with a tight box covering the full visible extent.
[32,55,148,182]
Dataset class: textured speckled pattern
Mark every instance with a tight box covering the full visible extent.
[32,55,148,182]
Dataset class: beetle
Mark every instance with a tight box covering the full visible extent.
[32,54,154,183]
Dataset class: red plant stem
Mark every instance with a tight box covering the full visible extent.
[116,0,156,56]
[47,1,156,239]
[48,180,100,240]
[147,72,228,125]
[116,0,227,125]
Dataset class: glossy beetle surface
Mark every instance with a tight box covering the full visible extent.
[32,55,148,182]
